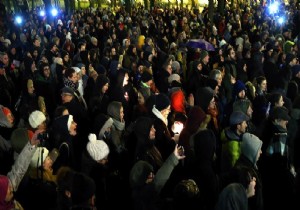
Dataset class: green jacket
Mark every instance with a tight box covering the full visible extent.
[220,128,241,173]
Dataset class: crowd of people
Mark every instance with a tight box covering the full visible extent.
[1,1,300,209]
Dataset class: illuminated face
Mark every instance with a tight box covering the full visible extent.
[247,105,253,118]
[69,120,77,136]
[149,125,156,140]
[123,73,129,86]
[102,83,109,94]
[259,80,267,92]
[237,121,248,134]
[229,49,236,61]
[120,106,124,122]
[2,54,9,66]
[61,93,73,104]
[68,72,78,83]
[161,105,171,119]
[43,66,50,78]
[238,90,246,99]
[28,83,35,94]
[137,92,145,105]
[275,96,284,107]
[43,156,53,171]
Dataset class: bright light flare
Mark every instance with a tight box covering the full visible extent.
[15,16,22,24]
[51,8,58,17]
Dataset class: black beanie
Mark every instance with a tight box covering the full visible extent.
[154,93,170,111]
[141,71,153,83]
[195,87,214,112]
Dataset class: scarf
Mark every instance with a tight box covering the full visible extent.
[112,118,125,131]
[152,105,168,126]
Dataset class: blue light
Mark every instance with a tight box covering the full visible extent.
[269,2,279,14]
[51,8,58,17]
[39,10,45,17]
[278,16,285,25]
[15,16,22,24]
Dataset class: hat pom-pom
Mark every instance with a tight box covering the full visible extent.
[88,133,97,143]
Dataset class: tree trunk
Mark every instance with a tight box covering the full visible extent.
[218,0,225,15]
[208,0,214,22]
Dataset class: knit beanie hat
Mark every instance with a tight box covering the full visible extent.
[86,133,110,161]
[232,80,246,98]
[28,110,46,129]
[0,105,13,128]
[129,160,153,188]
[168,73,181,84]
[93,113,114,139]
[241,133,262,165]
[195,87,214,112]
[30,147,49,168]
[154,93,170,111]
[233,99,251,115]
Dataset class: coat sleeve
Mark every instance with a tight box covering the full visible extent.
[153,153,179,193]
[7,142,37,191]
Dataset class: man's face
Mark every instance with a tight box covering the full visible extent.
[237,121,248,134]
[1,54,9,66]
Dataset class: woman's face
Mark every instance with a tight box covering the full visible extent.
[102,83,109,94]
[275,96,284,107]
[120,106,124,122]
[137,92,145,105]
[259,80,267,91]
[149,125,156,140]
[69,120,77,136]
[43,156,53,171]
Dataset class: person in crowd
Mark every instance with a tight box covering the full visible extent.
[0,105,15,174]
[220,111,249,173]
[56,166,96,210]
[81,133,110,210]
[0,129,41,210]
[22,148,59,210]
[49,114,77,173]
[11,110,47,160]
[129,144,185,210]
[261,106,296,210]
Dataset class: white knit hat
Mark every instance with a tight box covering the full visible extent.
[29,110,46,128]
[86,133,110,161]
[30,147,49,167]
[168,73,181,84]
